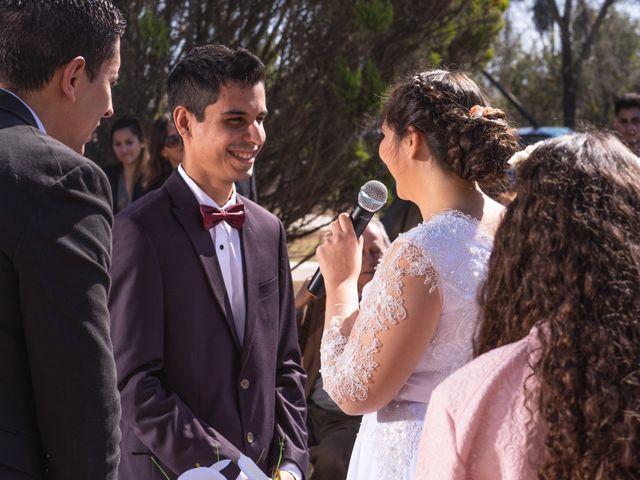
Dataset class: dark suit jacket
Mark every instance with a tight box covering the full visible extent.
[0,89,121,479]
[109,171,308,479]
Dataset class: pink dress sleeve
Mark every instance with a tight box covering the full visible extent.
[415,332,545,480]
[415,388,466,480]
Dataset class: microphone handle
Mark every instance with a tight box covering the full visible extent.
[307,205,374,297]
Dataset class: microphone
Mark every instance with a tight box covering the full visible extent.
[307,180,388,297]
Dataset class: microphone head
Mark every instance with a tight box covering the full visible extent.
[358,180,388,213]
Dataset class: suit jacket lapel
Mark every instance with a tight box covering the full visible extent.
[239,198,258,365]
[0,89,38,128]
[165,172,241,348]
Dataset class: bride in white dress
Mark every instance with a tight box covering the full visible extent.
[316,70,520,479]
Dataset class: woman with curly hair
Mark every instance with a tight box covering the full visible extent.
[415,132,640,479]
[316,70,519,479]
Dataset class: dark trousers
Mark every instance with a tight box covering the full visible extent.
[307,403,361,480]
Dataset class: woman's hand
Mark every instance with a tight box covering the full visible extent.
[316,213,363,292]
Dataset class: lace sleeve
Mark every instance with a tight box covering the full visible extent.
[320,238,439,404]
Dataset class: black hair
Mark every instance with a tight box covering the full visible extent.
[0,0,125,94]
[110,116,145,144]
[167,44,265,121]
[614,93,640,116]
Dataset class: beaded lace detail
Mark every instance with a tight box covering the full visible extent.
[371,401,427,477]
[320,210,491,405]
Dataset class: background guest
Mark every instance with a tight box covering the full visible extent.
[416,132,640,479]
[104,116,147,213]
[146,114,182,190]
[0,1,124,478]
[613,92,640,156]
[296,218,389,480]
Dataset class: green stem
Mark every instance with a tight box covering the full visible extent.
[150,456,172,480]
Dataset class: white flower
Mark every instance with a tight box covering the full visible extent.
[237,454,272,480]
[178,459,232,480]
[508,141,545,168]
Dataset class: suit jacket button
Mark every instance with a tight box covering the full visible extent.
[246,432,254,444]
[240,378,250,390]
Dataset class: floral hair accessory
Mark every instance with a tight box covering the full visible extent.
[469,105,502,119]
[507,140,545,169]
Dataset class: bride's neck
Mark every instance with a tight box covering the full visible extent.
[406,168,483,221]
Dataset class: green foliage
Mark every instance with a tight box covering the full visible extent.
[361,60,385,110]
[138,10,170,61]
[333,60,363,109]
[427,51,443,66]
[354,137,373,163]
[355,0,394,32]
[484,3,639,129]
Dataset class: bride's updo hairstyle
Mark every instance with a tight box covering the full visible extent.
[381,70,519,186]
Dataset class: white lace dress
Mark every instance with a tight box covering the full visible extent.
[320,210,494,480]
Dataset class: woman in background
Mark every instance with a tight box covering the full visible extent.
[416,132,640,479]
[145,115,183,191]
[105,116,147,213]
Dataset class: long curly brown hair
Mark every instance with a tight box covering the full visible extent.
[475,132,640,479]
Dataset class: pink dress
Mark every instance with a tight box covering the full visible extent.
[415,329,546,480]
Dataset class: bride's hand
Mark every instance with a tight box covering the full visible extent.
[316,213,363,290]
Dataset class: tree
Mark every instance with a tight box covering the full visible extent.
[578,7,640,124]
[484,2,640,129]
[533,0,617,128]
[106,0,509,238]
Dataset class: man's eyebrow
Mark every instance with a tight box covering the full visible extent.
[222,109,269,116]
[222,110,247,115]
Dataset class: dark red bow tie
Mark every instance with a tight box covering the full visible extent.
[200,203,245,230]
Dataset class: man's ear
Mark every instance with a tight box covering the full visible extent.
[173,106,192,139]
[60,56,87,103]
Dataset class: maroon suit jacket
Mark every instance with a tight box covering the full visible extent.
[109,171,308,479]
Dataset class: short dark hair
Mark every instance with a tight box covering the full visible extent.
[0,0,126,94]
[614,93,640,115]
[167,44,265,121]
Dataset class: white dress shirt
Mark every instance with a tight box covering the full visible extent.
[0,88,47,134]
[178,165,246,344]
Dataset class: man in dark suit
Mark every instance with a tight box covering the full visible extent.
[109,45,308,480]
[0,1,125,479]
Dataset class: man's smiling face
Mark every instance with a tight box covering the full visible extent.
[187,81,267,186]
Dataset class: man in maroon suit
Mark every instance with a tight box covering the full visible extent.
[109,44,308,480]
